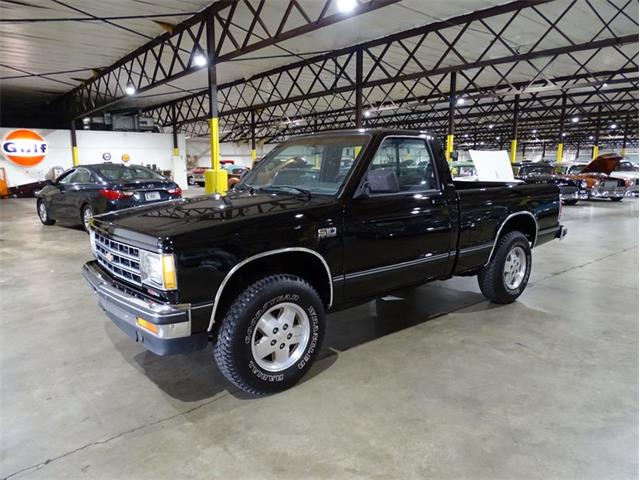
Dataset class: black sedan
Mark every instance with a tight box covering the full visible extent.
[36,163,182,231]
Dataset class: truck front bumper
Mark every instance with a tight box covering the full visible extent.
[83,261,208,356]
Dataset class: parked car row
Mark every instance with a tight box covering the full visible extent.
[187,163,251,189]
[451,153,637,205]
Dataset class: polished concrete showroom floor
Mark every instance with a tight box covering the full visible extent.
[1,196,638,480]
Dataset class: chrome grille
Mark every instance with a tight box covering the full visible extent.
[603,179,620,189]
[94,232,142,286]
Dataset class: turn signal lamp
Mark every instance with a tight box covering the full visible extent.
[137,317,159,334]
[161,255,177,290]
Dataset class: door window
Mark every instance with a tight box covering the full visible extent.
[73,168,94,183]
[368,137,438,193]
[57,169,77,184]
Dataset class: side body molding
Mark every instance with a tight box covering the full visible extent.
[483,211,539,267]
[207,247,333,332]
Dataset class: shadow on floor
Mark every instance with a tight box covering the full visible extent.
[109,282,486,402]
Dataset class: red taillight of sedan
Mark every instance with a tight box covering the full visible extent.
[99,189,134,200]
[168,186,182,197]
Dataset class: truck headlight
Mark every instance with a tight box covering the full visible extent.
[140,251,177,290]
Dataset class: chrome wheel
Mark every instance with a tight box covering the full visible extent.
[503,246,527,290]
[250,302,310,372]
[38,202,47,222]
[82,207,93,231]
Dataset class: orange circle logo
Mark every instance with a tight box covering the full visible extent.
[121,154,130,162]
[1,129,48,166]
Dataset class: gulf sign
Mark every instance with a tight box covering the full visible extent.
[1,129,48,166]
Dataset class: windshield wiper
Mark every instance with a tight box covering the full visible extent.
[257,185,312,199]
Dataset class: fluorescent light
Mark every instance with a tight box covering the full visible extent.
[456,97,465,105]
[588,135,594,140]
[125,85,136,96]
[464,134,469,138]
[337,0,357,12]
[364,110,371,117]
[532,129,537,134]
[609,123,617,129]
[562,132,567,137]
[82,117,90,124]
[488,124,494,129]
[193,54,207,67]
[602,83,608,88]
[571,116,579,123]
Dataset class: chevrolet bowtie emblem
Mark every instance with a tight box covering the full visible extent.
[105,252,114,262]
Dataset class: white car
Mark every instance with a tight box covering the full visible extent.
[610,161,639,196]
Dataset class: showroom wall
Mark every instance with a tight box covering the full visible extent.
[186,137,275,168]
[0,128,186,188]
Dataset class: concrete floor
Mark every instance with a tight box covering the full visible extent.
[1,196,637,480]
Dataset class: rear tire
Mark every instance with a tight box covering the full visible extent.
[213,274,325,395]
[563,199,578,205]
[81,205,94,233]
[610,197,623,202]
[478,231,531,304]
[37,200,55,225]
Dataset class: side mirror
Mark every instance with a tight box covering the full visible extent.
[353,179,370,200]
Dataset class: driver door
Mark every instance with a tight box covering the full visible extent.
[48,169,77,220]
[341,136,454,301]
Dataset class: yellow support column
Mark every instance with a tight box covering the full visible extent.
[445,134,454,162]
[251,149,257,163]
[592,145,599,160]
[172,147,180,156]
[72,146,79,166]
[621,148,627,158]
[205,117,227,194]
[556,143,563,162]
[509,139,517,163]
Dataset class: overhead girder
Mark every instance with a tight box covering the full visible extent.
[60,0,402,117]
[141,0,637,142]
[174,81,639,143]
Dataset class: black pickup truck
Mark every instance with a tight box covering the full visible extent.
[83,129,566,395]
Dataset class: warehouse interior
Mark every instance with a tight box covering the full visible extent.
[0,1,638,479]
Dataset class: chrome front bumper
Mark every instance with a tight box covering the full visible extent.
[589,186,628,199]
[83,261,207,355]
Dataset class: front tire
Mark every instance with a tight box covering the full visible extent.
[610,197,623,202]
[478,231,532,304]
[214,274,325,395]
[37,200,55,225]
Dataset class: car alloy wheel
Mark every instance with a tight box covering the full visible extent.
[503,246,527,290]
[82,206,93,232]
[38,202,47,222]
[250,302,311,372]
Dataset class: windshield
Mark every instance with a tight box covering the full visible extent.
[240,135,370,195]
[568,165,586,174]
[94,164,166,181]
[518,165,554,175]
[615,161,638,172]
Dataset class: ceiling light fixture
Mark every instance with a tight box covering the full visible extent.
[609,123,617,129]
[193,54,207,67]
[456,97,465,106]
[488,124,494,129]
[571,116,579,123]
[125,85,136,96]
[337,0,358,13]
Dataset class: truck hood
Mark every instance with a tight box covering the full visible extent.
[92,190,331,238]
[580,154,622,175]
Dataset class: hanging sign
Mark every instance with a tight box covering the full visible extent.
[1,129,48,167]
